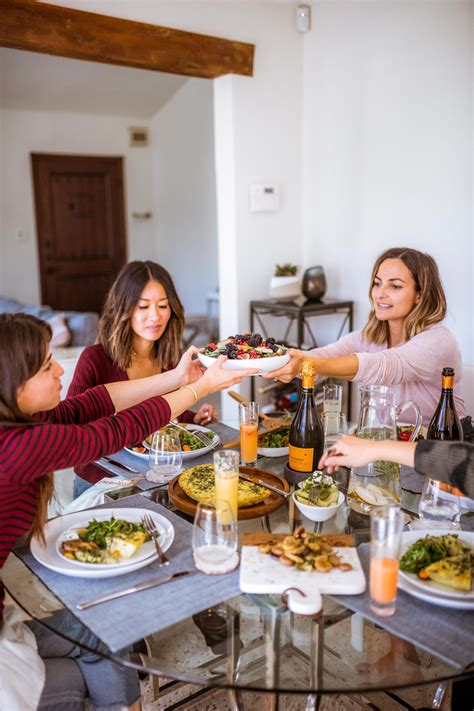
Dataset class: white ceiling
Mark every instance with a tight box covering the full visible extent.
[0,48,189,117]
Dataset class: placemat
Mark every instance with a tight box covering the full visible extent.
[99,421,238,491]
[15,495,240,653]
[329,543,474,670]
[400,465,424,494]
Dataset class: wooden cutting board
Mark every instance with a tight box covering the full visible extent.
[168,466,290,520]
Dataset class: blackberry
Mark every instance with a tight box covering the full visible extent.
[265,337,276,346]
[234,334,244,341]
[227,349,239,360]
[248,333,262,347]
[270,343,280,353]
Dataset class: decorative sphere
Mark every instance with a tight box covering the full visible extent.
[302,266,326,301]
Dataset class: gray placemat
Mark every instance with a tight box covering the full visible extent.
[400,465,424,494]
[98,421,238,491]
[329,543,474,669]
[15,495,240,653]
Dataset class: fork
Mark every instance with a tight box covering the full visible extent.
[169,419,216,448]
[142,513,169,566]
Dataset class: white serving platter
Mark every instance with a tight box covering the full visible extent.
[31,508,174,578]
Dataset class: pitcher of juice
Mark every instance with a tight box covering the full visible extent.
[348,385,422,514]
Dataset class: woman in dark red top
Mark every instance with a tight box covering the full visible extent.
[0,313,251,711]
[69,261,218,497]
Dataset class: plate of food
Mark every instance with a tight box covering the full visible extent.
[126,424,220,460]
[198,333,289,373]
[168,463,290,520]
[397,530,474,608]
[30,508,175,578]
[257,424,291,457]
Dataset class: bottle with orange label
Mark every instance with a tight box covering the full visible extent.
[288,360,324,473]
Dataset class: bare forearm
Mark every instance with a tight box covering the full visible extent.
[370,440,417,467]
[312,354,359,381]
[105,370,181,412]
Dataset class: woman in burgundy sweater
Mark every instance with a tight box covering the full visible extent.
[0,313,251,711]
[69,261,218,497]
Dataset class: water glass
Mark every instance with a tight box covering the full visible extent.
[323,412,348,449]
[239,402,259,467]
[214,449,240,521]
[416,478,461,530]
[323,384,343,415]
[192,500,238,575]
[147,430,183,484]
[370,506,403,617]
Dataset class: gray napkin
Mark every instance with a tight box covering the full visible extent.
[16,495,240,653]
[329,543,474,669]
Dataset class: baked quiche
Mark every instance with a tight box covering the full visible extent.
[179,464,268,507]
[420,554,471,593]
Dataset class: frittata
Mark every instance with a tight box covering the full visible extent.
[179,463,268,507]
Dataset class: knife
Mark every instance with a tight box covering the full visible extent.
[96,457,140,474]
[76,570,195,610]
[239,472,290,498]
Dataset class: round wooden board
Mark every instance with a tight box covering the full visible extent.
[168,466,290,520]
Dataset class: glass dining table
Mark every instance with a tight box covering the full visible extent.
[4,436,474,710]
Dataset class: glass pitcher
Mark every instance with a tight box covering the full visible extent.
[348,385,422,514]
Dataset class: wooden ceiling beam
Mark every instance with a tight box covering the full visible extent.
[0,0,254,79]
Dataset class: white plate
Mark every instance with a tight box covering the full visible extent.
[126,424,220,461]
[31,508,174,578]
[398,530,474,605]
[56,517,157,569]
[198,351,290,373]
[257,444,289,458]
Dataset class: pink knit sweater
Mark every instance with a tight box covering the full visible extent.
[309,324,466,426]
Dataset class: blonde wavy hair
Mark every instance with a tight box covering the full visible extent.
[363,247,447,344]
[98,261,185,371]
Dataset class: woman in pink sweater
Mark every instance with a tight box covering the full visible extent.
[265,248,465,425]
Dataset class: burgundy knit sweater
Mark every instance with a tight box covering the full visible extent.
[68,344,194,484]
[0,386,171,618]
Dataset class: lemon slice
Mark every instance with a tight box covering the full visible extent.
[354,486,378,506]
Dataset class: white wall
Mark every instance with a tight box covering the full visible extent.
[302,1,473,367]
[0,108,154,303]
[151,78,218,315]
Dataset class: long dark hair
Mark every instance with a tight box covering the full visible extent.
[0,313,55,541]
[98,261,185,370]
[364,247,447,344]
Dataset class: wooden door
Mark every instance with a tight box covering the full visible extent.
[31,153,127,313]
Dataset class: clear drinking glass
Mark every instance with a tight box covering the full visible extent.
[192,500,238,575]
[323,412,348,449]
[239,402,259,467]
[214,449,239,522]
[370,506,403,617]
[416,478,462,530]
[147,430,183,484]
[323,384,343,415]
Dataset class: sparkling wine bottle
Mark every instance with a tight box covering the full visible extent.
[288,360,324,472]
[427,367,463,441]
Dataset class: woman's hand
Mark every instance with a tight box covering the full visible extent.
[318,436,380,473]
[174,346,205,386]
[260,348,306,383]
[193,403,218,425]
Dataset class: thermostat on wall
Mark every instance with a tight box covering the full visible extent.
[249,183,280,212]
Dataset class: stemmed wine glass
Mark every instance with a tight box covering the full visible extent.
[147,429,183,484]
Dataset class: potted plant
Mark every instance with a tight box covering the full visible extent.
[269,263,301,301]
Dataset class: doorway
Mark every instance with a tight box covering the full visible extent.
[31,153,127,313]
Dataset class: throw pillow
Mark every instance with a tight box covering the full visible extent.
[47,313,72,348]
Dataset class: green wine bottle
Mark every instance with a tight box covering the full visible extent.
[288,360,324,473]
[427,367,463,441]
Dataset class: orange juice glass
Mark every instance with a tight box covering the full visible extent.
[370,507,403,616]
[214,450,239,522]
[239,402,259,466]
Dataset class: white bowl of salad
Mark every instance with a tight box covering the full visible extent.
[293,472,344,522]
[198,334,289,373]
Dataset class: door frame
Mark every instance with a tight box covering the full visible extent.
[0,0,254,79]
